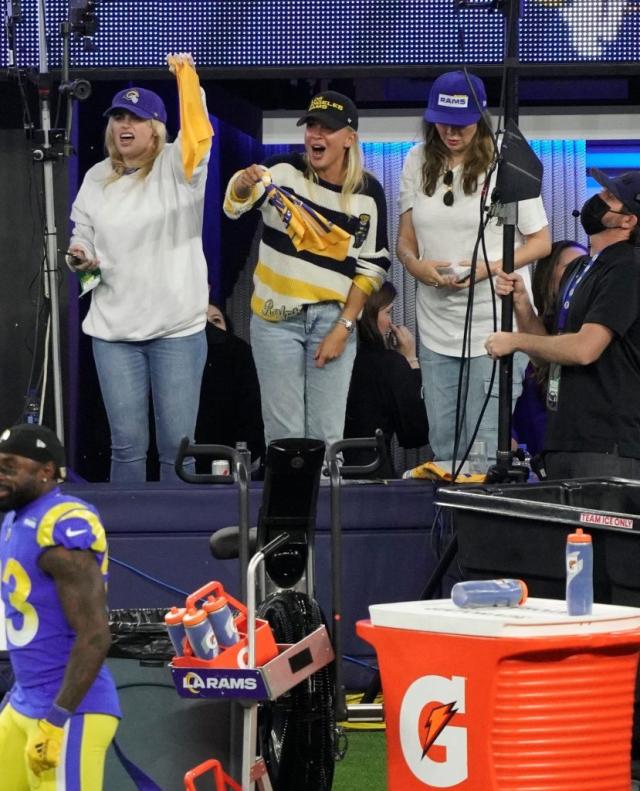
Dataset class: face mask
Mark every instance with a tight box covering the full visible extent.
[580,193,630,236]
[579,194,612,236]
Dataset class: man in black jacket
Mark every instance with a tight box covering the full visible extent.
[485,168,640,478]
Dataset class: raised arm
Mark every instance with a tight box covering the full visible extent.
[223,164,268,219]
[167,52,213,182]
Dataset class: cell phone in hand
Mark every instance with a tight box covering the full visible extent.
[445,262,471,283]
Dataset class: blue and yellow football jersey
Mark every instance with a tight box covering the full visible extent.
[0,487,120,719]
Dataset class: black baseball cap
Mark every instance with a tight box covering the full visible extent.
[296,91,358,131]
[0,424,66,479]
[590,168,640,219]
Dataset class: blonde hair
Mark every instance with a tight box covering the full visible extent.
[104,117,167,184]
[303,127,365,211]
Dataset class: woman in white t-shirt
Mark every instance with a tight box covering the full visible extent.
[396,70,551,465]
[67,54,213,482]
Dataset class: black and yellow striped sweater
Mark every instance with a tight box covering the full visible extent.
[224,154,390,321]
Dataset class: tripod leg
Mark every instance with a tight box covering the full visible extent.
[420,533,458,600]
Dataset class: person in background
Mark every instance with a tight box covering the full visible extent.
[512,239,588,457]
[224,91,390,449]
[67,53,213,482]
[396,70,550,466]
[0,424,120,789]
[195,301,265,474]
[344,281,429,478]
[486,169,640,478]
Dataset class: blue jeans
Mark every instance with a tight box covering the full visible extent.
[419,344,527,465]
[251,304,357,447]
[92,331,206,482]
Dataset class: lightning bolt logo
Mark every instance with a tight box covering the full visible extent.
[421,702,458,758]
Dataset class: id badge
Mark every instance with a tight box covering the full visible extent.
[547,363,561,411]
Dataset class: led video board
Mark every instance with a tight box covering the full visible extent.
[3,1,639,69]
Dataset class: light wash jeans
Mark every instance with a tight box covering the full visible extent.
[251,303,357,448]
[419,344,527,465]
[92,331,206,482]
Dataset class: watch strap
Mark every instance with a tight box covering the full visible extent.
[335,317,355,333]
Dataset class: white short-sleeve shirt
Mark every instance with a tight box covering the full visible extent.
[399,143,548,357]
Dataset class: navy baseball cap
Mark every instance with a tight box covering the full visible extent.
[296,91,358,131]
[103,87,167,124]
[0,424,66,479]
[425,71,488,127]
[590,168,640,219]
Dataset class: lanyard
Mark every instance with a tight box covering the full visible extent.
[556,253,599,333]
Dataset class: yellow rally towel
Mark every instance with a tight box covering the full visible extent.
[263,175,351,260]
[403,460,486,484]
[168,56,214,182]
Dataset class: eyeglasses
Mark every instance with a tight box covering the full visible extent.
[443,170,454,207]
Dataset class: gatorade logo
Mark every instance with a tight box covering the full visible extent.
[399,675,467,787]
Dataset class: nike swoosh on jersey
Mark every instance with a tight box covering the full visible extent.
[65,527,87,537]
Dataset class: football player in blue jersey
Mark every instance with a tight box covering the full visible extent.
[0,424,120,790]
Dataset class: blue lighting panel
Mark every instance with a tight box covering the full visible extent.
[521,1,640,62]
[2,1,638,68]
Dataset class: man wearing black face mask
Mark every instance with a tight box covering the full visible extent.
[485,168,640,478]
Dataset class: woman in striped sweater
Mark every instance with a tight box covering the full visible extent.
[224,91,390,448]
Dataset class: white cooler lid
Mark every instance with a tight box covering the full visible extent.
[368,597,640,638]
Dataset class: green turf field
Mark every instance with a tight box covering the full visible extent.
[333,730,387,791]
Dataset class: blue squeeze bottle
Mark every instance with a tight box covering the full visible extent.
[566,527,593,616]
[204,595,240,648]
[164,606,187,656]
[183,608,220,659]
[451,579,528,608]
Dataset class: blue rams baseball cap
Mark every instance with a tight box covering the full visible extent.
[590,168,640,219]
[103,87,167,124]
[425,71,488,127]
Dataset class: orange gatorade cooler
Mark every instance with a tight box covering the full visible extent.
[357,597,640,791]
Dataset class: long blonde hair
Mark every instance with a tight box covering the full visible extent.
[104,117,167,184]
[303,127,365,211]
[420,118,494,196]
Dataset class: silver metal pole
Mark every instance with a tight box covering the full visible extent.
[37,0,65,441]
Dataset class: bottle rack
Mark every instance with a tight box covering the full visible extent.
[169,579,334,702]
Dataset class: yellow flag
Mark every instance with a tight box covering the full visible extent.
[168,57,214,181]
[265,182,351,261]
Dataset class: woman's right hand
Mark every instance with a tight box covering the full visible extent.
[166,52,195,73]
[233,165,267,200]
[390,323,416,358]
[66,246,100,272]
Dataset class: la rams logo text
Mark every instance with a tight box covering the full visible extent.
[183,672,258,695]
[437,93,469,109]
[399,675,467,787]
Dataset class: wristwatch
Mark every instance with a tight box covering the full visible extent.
[335,317,355,333]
